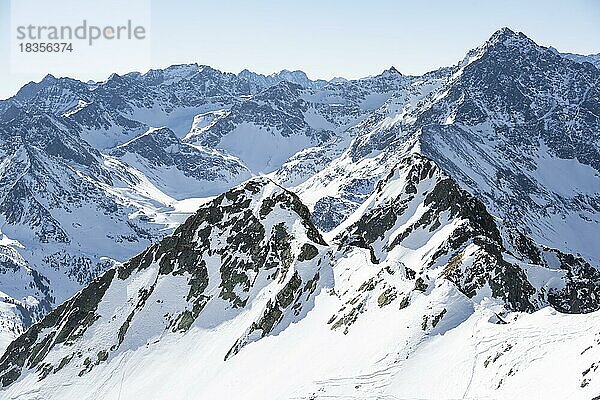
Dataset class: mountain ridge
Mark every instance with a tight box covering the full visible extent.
[0,27,599,399]
[1,152,599,399]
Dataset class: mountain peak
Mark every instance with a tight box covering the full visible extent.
[41,73,58,83]
[458,27,540,70]
[237,68,325,89]
[375,66,403,79]
[484,27,536,50]
[329,76,348,84]
[272,69,305,77]
[489,27,517,41]
[154,63,200,74]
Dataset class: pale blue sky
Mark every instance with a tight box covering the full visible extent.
[1,0,600,99]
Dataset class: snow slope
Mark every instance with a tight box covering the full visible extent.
[294,28,600,266]
[0,27,598,400]
[1,156,598,399]
[0,111,216,352]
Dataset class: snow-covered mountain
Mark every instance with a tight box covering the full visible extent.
[0,59,417,351]
[1,159,598,399]
[0,27,599,399]
[0,107,214,349]
[109,127,251,199]
[295,28,600,265]
[238,69,329,90]
[184,68,412,173]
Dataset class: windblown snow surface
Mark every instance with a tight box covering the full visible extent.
[7,290,600,400]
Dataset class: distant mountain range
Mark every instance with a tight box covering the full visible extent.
[0,27,599,399]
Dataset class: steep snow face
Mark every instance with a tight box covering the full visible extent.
[412,28,600,263]
[419,124,600,265]
[5,65,337,151]
[184,72,413,174]
[0,64,415,351]
[294,28,600,266]
[0,111,210,351]
[331,155,600,314]
[110,127,251,199]
[290,68,450,230]
[0,178,333,392]
[1,156,598,400]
